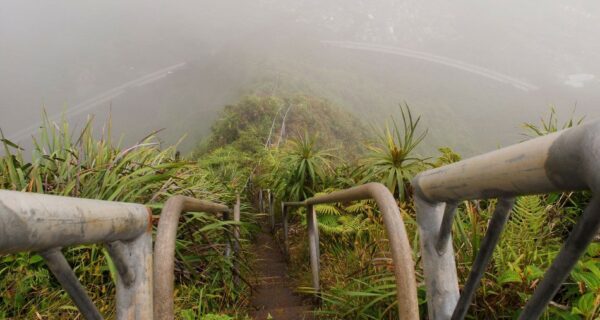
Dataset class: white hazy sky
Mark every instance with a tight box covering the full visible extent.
[1,0,599,153]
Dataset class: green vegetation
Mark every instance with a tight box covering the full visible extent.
[0,95,597,319]
[233,100,597,319]
[0,114,253,319]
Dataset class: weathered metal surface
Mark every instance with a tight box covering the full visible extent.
[413,120,600,319]
[40,248,104,320]
[306,204,321,292]
[435,201,458,254]
[0,190,149,253]
[106,241,136,287]
[258,189,264,213]
[282,183,419,320]
[153,195,230,320]
[0,190,152,319]
[281,202,290,256]
[268,189,275,232]
[233,195,241,286]
[415,196,459,319]
[414,121,600,203]
[114,231,154,320]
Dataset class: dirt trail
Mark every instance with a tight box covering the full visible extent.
[249,226,313,320]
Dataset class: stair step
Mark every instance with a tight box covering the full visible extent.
[250,226,313,320]
[250,305,313,320]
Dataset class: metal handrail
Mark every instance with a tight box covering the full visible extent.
[412,120,600,320]
[280,183,419,320]
[0,190,152,320]
[153,195,233,320]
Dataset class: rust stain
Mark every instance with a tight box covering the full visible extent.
[146,207,153,232]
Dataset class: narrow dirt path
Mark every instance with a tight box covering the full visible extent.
[249,225,313,320]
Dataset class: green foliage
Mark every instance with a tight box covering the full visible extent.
[522,106,584,137]
[360,104,428,200]
[271,133,335,201]
[205,95,282,152]
[198,145,255,193]
[3,97,597,319]
[199,94,368,158]
[434,147,462,167]
[0,114,252,318]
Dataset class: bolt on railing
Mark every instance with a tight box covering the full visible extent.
[280,183,419,320]
[153,195,236,320]
[0,190,153,320]
[413,120,600,320]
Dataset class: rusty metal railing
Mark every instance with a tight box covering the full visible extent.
[153,195,235,320]
[0,190,153,320]
[413,120,600,320]
[280,183,419,320]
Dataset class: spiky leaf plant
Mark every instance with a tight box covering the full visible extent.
[0,114,252,318]
[271,132,335,201]
[360,104,428,201]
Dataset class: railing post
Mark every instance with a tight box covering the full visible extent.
[153,196,230,320]
[519,196,600,319]
[414,196,460,320]
[452,198,515,320]
[258,189,263,213]
[233,194,241,286]
[282,202,289,257]
[223,210,232,258]
[284,184,419,318]
[115,231,154,320]
[306,204,320,293]
[268,189,275,232]
[40,248,104,320]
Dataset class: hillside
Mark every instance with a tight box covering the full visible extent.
[197,94,369,159]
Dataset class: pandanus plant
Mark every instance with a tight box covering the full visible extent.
[272,132,335,201]
[360,104,428,202]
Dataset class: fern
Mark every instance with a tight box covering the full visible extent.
[316,203,342,215]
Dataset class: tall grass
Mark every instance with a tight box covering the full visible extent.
[0,114,253,318]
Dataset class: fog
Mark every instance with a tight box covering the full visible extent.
[2,0,599,155]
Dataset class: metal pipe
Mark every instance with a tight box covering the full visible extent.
[436,201,458,254]
[258,189,263,213]
[413,120,600,319]
[153,195,230,320]
[283,201,305,206]
[268,190,275,232]
[233,194,241,257]
[519,196,600,319]
[114,231,154,320]
[0,190,149,253]
[306,204,321,292]
[223,210,232,258]
[413,121,600,203]
[303,183,419,320]
[451,198,515,320]
[39,248,104,320]
[282,202,289,256]
[232,195,241,286]
[105,241,136,287]
[415,196,460,319]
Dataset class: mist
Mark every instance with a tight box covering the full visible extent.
[2,0,599,156]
